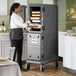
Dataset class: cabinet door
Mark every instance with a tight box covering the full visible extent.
[0,42,1,57]
[2,41,11,57]
[22,34,27,61]
[71,45,76,70]
[27,34,41,60]
[58,33,65,57]
[63,37,72,69]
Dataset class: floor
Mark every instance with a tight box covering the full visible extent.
[22,62,76,76]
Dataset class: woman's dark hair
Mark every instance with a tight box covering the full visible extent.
[10,3,20,17]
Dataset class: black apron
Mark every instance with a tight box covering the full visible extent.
[10,28,23,40]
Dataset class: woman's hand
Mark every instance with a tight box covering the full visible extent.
[32,25,39,29]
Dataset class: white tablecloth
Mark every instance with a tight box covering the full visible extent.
[0,61,22,76]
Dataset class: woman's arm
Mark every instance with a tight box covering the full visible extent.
[11,15,39,29]
[12,16,26,28]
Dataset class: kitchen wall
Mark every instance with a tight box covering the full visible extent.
[66,0,76,30]
[0,0,13,28]
[58,0,66,31]
[29,0,43,3]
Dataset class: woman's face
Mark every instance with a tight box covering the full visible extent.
[15,5,22,14]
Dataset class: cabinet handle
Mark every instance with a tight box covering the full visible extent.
[42,26,45,31]
[29,35,31,37]
[41,35,44,40]
[37,36,39,38]
[42,7,45,12]
[37,56,40,59]
[29,55,31,58]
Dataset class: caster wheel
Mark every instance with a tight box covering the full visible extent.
[25,63,30,70]
[40,65,45,72]
[56,61,58,68]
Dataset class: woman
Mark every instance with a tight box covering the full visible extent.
[10,3,35,71]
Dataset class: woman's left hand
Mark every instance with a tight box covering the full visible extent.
[32,25,39,29]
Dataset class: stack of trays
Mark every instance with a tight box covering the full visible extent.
[30,11,41,23]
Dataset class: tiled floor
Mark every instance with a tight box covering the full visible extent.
[22,62,76,76]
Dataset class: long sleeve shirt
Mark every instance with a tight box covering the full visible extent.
[10,12,27,29]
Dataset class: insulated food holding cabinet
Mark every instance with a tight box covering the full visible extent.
[26,4,59,72]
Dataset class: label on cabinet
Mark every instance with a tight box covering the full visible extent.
[31,39,37,44]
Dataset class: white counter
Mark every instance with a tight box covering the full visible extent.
[58,31,67,57]
[0,33,27,61]
[59,31,76,71]
[0,33,10,41]
[63,35,76,70]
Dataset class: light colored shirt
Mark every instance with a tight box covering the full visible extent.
[10,12,27,29]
